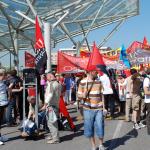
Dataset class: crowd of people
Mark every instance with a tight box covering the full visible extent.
[0,66,150,150]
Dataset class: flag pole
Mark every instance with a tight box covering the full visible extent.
[14,32,19,74]
[44,22,51,72]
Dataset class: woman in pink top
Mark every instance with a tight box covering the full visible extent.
[40,74,46,103]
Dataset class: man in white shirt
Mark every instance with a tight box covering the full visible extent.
[98,72,114,118]
[143,67,150,135]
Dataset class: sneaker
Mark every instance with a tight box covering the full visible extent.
[99,145,105,150]
[138,122,146,128]
[0,141,4,145]
[133,123,140,130]
[47,139,60,144]
[46,136,53,140]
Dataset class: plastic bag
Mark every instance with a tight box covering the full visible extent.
[47,107,58,123]
[20,119,37,136]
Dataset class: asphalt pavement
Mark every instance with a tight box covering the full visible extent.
[1,105,150,150]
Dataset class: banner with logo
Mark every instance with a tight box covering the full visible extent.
[57,50,128,73]
[57,52,88,73]
[128,48,150,65]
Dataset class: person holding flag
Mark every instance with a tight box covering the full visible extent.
[77,43,107,150]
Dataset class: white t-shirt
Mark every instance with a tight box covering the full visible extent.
[143,77,150,103]
[124,76,133,99]
[99,74,113,95]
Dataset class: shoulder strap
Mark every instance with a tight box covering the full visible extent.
[86,80,95,99]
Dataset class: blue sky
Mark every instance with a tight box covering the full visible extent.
[0,0,150,68]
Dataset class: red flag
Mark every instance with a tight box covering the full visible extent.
[34,16,47,74]
[25,51,35,68]
[140,64,144,71]
[57,51,89,73]
[86,42,105,71]
[57,51,78,73]
[142,37,150,49]
[143,37,148,46]
[124,69,131,77]
[34,16,45,50]
[127,41,142,53]
[28,88,36,97]
[80,50,90,58]
[59,96,75,130]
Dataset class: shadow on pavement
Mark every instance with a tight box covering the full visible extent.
[60,130,84,142]
[7,135,22,142]
[7,133,46,142]
[105,129,138,150]
[75,122,83,131]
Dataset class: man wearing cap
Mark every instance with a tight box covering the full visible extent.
[78,66,106,150]
[41,72,62,144]
[143,67,150,135]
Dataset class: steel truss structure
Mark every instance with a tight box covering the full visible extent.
[0,0,139,56]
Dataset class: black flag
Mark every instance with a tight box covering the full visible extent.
[34,16,47,74]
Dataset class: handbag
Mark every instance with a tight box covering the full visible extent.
[47,106,58,123]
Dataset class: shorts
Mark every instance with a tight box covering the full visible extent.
[83,109,104,138]
[132,94,141,111]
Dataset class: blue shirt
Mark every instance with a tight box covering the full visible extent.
[64,77,75,90]
[0,80,8,106]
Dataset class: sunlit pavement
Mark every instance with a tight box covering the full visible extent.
[1,105,150,150]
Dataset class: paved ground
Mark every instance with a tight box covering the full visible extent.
[1,106,150,150]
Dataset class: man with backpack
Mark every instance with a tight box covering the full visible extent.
[143,67,150,135]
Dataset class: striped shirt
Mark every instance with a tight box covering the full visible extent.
[77,77,103,110]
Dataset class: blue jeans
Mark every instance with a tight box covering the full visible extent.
[83,109,104,138]
[64,90,71,104]
[6,100,16,125]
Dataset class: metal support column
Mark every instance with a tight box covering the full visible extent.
[10,52,11,70]
[44,22,51,72]
[76,41,81,57]
[14,32,19,74]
